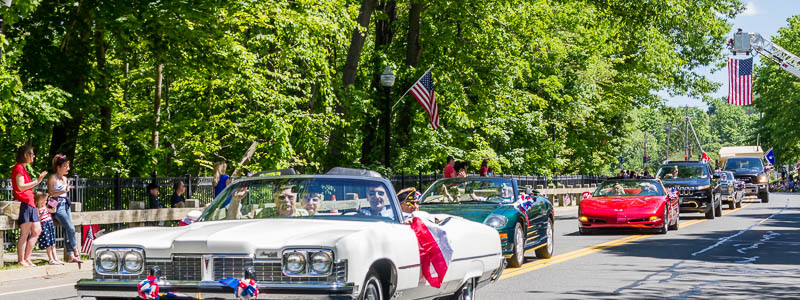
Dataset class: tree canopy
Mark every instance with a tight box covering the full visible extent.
[0,0,751,178]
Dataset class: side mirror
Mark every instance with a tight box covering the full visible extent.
[766,166,774,171]
[180,210,202,226]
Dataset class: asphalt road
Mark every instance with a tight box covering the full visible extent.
[2,193,799,300]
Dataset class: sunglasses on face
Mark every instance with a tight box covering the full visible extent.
[278,194,296,201]
[404,201,418,207]
[368,191,386,197]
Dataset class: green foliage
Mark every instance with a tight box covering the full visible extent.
[754,15,800,166]
[0,0,750,178]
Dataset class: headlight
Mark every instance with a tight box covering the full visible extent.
[697,185,711,190]
[758,176,768,183]
[123,251,144,272]
[283,251,306,275]
[485,214,508,228]
[309,251,333,275]
[94,248,145,275]
[97,250,118,272]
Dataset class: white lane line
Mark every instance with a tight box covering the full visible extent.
[691,200,789,257]
[0,282,75,297]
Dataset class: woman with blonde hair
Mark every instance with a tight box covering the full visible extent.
[213,161,231,197]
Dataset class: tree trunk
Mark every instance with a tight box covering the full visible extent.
[406,1,423,67]
[95,25,111,133]
[153,63,164,151]
[341,0,378,86]
[326,0,378,169]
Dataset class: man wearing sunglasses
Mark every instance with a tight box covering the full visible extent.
[359,184,394,219]
[302,192,323,216]
[275,185,308,217]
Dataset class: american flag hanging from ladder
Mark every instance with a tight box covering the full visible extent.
[408,68,439,130]
[728,57,754,106]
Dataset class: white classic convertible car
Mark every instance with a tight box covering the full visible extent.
[76,170,505,299]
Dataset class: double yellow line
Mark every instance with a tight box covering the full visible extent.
[499,203,749,280]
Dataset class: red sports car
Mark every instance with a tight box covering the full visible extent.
[579,178,680,234]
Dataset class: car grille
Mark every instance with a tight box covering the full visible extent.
[737,176,754,183]
[97,255,346,283]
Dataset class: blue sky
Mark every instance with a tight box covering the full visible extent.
[662,0,800,109]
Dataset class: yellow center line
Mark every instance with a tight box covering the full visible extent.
[500,203,751,280]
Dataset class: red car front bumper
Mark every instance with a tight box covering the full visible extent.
[579,215,665,229]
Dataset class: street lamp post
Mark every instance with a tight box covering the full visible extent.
[380,66,395,168]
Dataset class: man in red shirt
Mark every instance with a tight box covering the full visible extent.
[443,156,456,178]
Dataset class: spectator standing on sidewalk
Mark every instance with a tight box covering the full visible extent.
[214,161,231,197]
[12,145,47,267]
[171,181,187,208]
[147,182,164,209]
[480,159,489,177]
[35,192,62,265]
[443,156,456,178]
[47,154,83,263]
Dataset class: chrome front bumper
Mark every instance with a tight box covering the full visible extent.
[75,280,356,299]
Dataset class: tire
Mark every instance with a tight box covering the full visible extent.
[535,219,554,259]
[728,198,736,210]
[760,191,769,203]
[359,271,383,300]
[705,204,715,219]
[668,208,679,231]
[507,222,525,268]
[656,206,668,234]
[714,196,723,217]
[451,278,476,300]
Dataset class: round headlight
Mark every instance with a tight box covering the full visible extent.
[285,252,306,274]
[485,214,508,228]
[123,251,143,272]
[98,251,118,272]
[310,251,332,274]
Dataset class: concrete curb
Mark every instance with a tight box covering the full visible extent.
[554,206,579,214]
[0,261,91,282]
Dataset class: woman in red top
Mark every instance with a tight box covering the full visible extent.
[480,159,489,177]
[12,146,48,266]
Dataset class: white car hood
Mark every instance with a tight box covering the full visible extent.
[93,218,391,257]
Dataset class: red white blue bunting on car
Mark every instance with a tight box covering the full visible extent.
[137,276,160,299]
[410,217,453,288]
[219,277,259,300]
[515,195,535,226]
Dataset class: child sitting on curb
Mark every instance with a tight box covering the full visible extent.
[35,191,63,265]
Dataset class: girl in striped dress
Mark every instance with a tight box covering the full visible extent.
[35,192,62,265]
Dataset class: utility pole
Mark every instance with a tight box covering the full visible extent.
[684,106,689,160]
[662,122,673,160]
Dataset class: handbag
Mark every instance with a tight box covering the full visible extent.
[47,197,59,209]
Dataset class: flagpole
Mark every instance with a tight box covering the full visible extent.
[391,65,434,111]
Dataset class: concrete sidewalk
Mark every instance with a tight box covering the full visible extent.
[1,248,91,282]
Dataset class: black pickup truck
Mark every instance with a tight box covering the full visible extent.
[656,160,722,219]
[722,156,771,203]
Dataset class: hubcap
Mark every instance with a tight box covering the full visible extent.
[460,279,474,300]
[365,279,379,300]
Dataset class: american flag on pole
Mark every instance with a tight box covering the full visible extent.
[408,68,439,130]
[728,57,753,106]
[82,224,99,254]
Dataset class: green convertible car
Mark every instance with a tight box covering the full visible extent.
[419,177,554,267]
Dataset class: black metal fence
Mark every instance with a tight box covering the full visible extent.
[390,173,606,191]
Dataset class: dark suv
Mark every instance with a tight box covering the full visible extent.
[722,157,770,203]
[656,161,722,219]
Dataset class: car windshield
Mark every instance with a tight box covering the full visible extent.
[724,157,764,171]
[199,177,400,222]
[593,180,664,197]
[656,165,708,179]
[420,178,515,204]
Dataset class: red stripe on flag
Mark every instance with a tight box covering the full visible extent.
[410,217,449,288]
